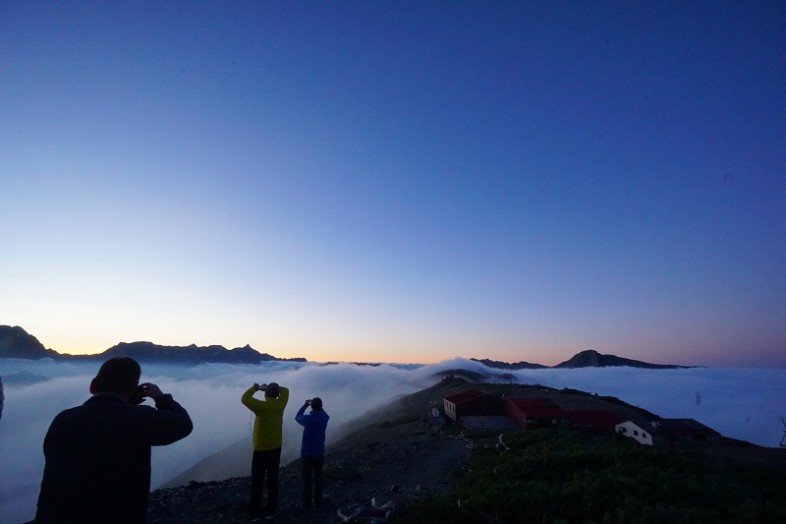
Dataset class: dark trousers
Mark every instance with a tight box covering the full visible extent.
[251,448,282,514]
[301,455,324,507]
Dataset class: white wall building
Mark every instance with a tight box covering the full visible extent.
[615,420,655,446]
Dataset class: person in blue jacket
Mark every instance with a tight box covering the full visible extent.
[294,396,329,508]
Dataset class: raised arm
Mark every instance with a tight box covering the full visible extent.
[136,383,193,445]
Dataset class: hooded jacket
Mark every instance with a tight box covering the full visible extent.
[295,404,329,457]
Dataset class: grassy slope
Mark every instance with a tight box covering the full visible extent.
[396,428,786,524]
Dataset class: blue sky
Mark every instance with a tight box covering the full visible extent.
[1,1,784,366]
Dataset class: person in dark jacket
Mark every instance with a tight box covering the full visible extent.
[295,397,329,508]
[34,357,193,524]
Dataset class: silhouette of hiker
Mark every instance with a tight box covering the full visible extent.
[241,381,289,520]
[34,357,193,524]
[295,397,329,508]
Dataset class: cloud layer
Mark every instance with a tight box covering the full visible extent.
[1,358,784,523]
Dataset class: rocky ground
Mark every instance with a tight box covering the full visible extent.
[148,378,474,523]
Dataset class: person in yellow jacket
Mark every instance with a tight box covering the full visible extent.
[241,381,289,520]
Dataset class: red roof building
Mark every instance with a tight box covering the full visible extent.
[443,390,504,422]
[505,398,568,430]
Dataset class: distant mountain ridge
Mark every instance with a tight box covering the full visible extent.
[470,358,548,370]
[0,325,305,364]
[475,350,689,370]
[1,325,689,368]
[102,341,306,364]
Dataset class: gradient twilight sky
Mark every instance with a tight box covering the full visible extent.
[1,2,784,367]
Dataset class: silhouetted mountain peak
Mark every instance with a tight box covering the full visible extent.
[555,349,686,369]
[0,325,58,359]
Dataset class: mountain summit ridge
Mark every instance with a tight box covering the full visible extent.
[1,325,691,368]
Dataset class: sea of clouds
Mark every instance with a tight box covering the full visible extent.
[1,357,784,524]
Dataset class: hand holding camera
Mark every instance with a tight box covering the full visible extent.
[142,383,163,400]
[130,382,163,404]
